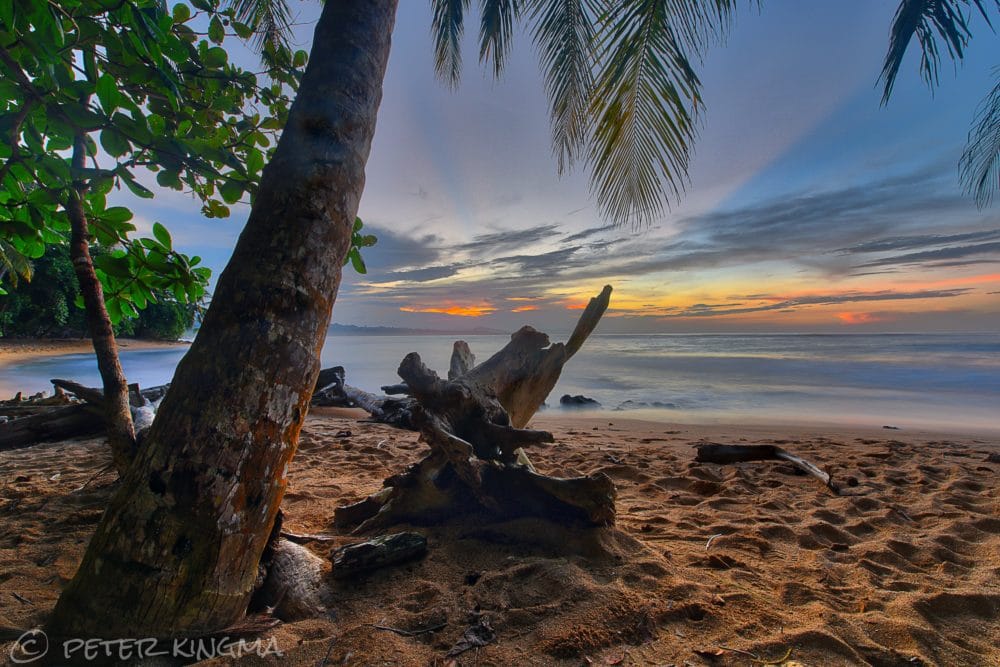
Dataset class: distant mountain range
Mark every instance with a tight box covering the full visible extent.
[328,323,506,336]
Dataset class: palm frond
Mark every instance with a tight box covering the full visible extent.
[229,0,294,66]
[0,239,33,288]
[479,0,522,79]
[431,0,471,87]
[960,67,1000,207]
[527,0,598,173]
[587,0,738,226]
[879,0,998,105]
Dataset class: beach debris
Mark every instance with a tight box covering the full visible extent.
[312,365,417,429]
[279,530,339,544]
[694,443,841,495]
[882,425,901,430]
[561,394,601,407]
[446,611,496,658]
[370,620,447,637]
[330,532,428,578]
[334,286,617,533]
[253,538,330,621]
[0,380,169,452]
[705,533,724,550]
[985,452,1000,463]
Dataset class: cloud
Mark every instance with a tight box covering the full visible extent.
[856,242,1000,268]
[657,288,971,318]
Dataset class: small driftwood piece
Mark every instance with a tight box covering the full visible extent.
[331,532,428,578]
[0,404,102,451]
[335,286,616,533]
[312,366,417,429]
[695,443,840,495]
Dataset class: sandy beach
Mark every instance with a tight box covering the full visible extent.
[0,338,188,368]
[1,406,997,666]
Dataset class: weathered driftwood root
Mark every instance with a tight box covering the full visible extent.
[335,286,616,533]
[694,443,840,495]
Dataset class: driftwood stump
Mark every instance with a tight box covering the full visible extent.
[335,286,616,533]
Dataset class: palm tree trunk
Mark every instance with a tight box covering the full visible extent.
[67,134,136,475]
[48,0,398,639]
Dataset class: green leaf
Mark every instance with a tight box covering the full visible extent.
[208,16,224,44]
[233,21,253,39]
[100,129,131,157]
[156,169,182,189]
[122,174,155,199]
[102,207,134,223]
[95,73,120,113]
[246,148,264,175]
[172,3,191,23]
[349,248,367,274]
[152,222,172,249]
[203,46,227,68]
[219,179,242,204]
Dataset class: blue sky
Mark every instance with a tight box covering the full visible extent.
[116,1,1000,333]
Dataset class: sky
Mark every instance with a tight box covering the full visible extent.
[119,1,1000,334]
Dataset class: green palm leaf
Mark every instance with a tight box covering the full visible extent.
[586,0,738,225]
[432,0,471,87]
[527,0,598,173]
[960,68,1000,207]
[479,0,523,78]
[229,0,294,66]
[879,0,998,104]
[0,239,33,288]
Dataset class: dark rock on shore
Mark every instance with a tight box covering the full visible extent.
[559,394,600,408]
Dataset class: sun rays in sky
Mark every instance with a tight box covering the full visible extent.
[108,1,1000,333]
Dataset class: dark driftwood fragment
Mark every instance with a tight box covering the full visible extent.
[695,443,840,495]
[0,381,170,451]
[330,532,428,578]
[334,286,616,533]
[312,366,417,429]
[0,404,103,451]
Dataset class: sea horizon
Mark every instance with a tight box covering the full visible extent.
[4,331,997,435]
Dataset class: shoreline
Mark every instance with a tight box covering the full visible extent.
[0,337,189,365]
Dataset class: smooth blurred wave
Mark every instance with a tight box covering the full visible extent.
[2,333,997,433]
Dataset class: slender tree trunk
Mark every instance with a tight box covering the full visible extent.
[48,0,398,638]
[67,134,136,475]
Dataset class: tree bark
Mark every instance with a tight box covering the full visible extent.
[67,134,136,475]
[48,0,398,639]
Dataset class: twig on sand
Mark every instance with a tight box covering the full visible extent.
[317,636,337,667]
[280,530,338,544]
[369,621,447,637]
[753,647,793,665]
[705,533,724,550]
[11,592,32,605]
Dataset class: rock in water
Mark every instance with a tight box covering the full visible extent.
[560,394,601,407]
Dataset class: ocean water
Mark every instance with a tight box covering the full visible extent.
[2,333,998,433]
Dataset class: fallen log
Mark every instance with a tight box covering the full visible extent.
[694,443,840,495]
[0,403,104,451]
[334,286,617,533]
[0,381,169,451]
